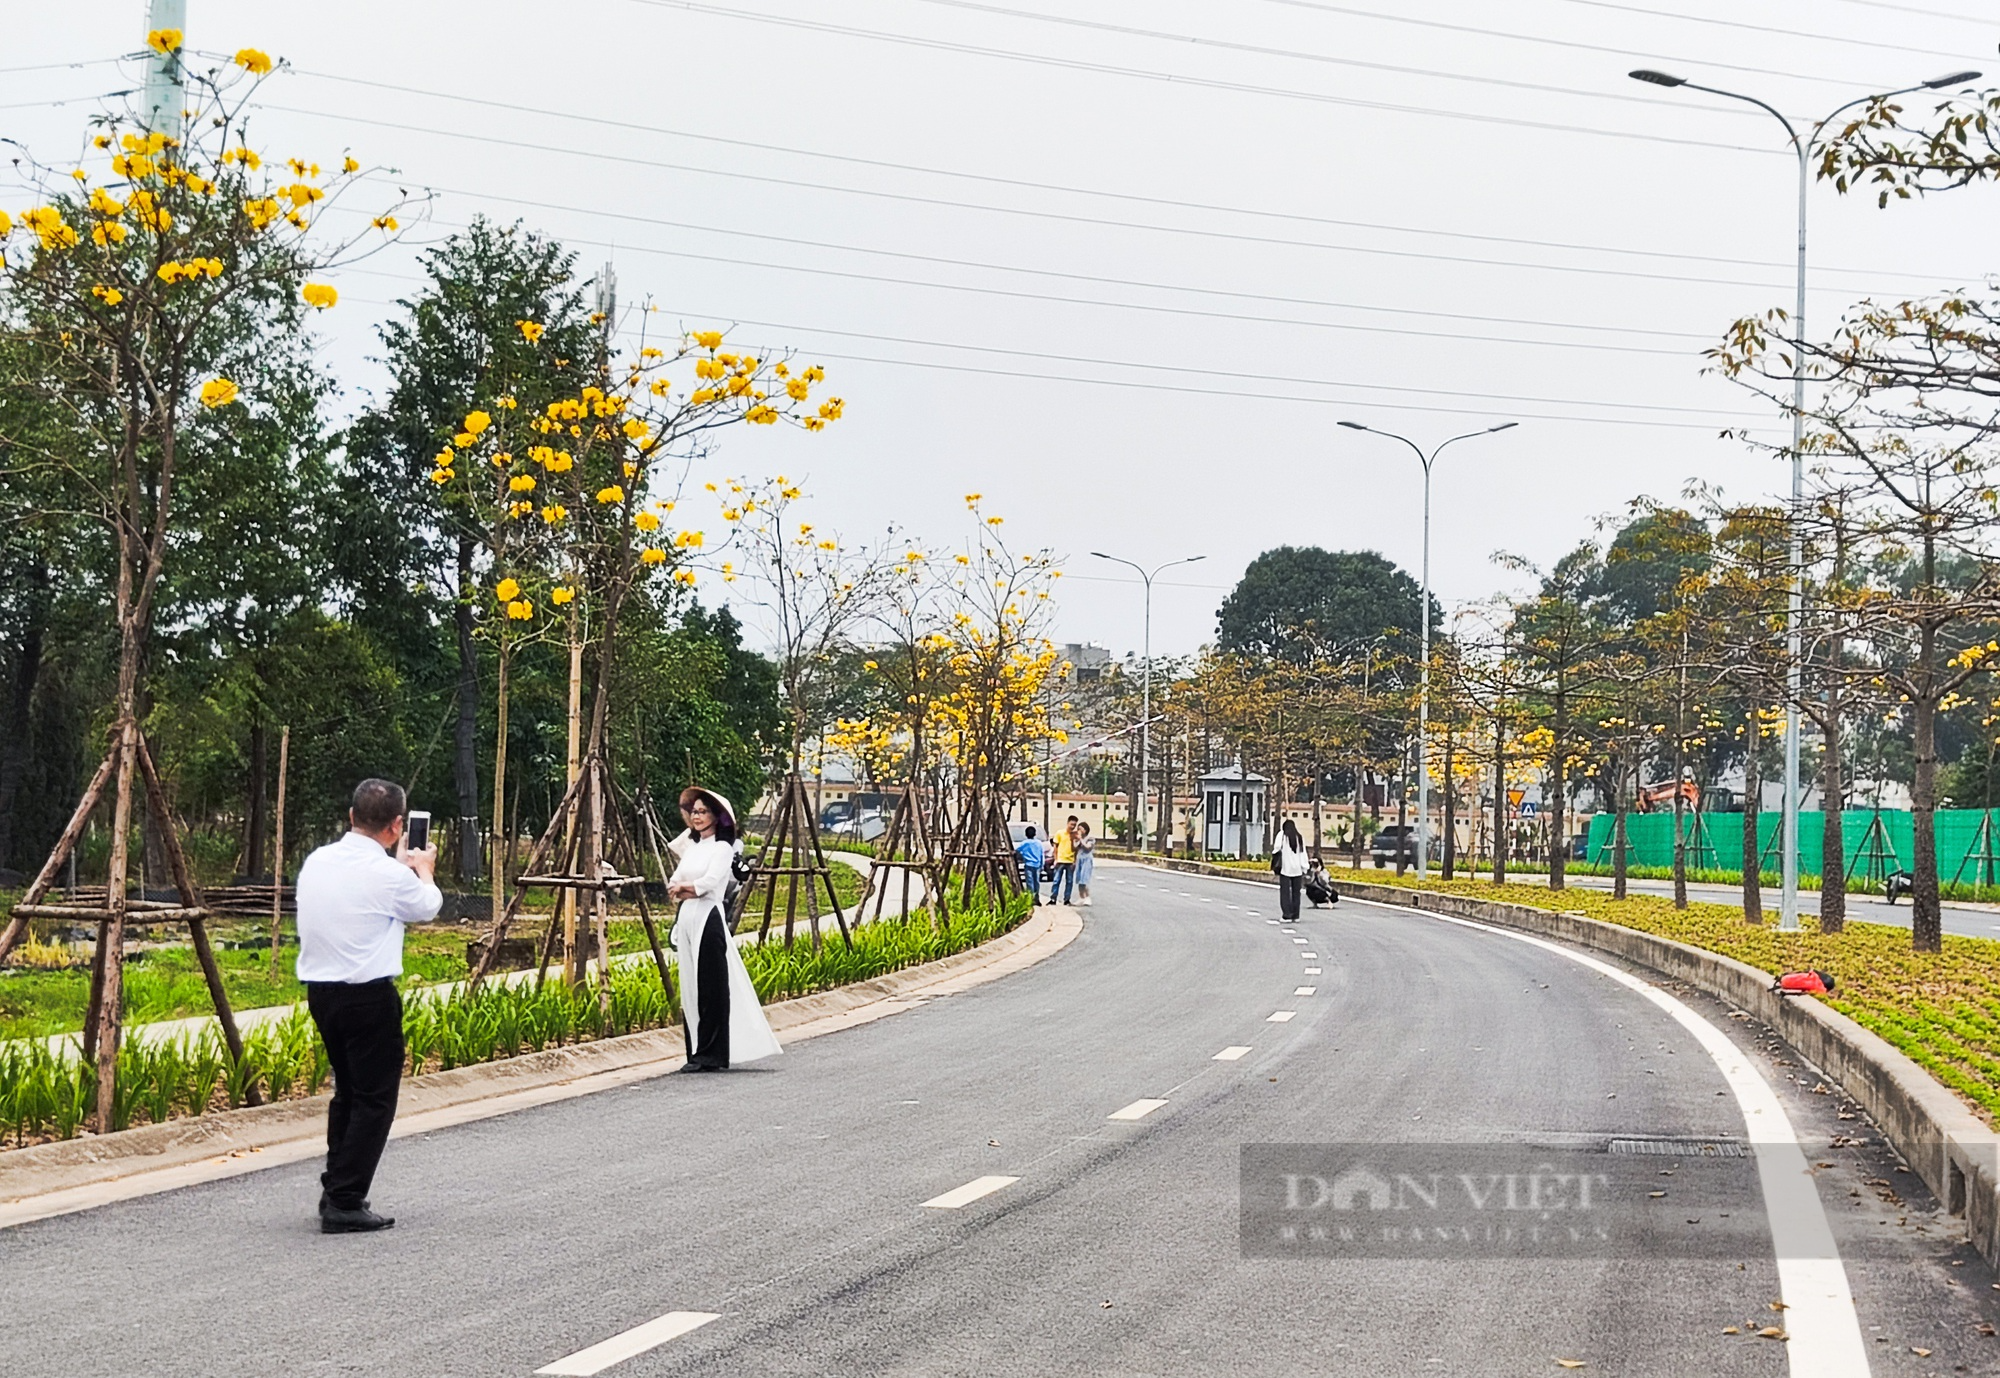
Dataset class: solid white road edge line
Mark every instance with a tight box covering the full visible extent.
[1213,1046,1252,1061]
[1123,865,1871,1378]
[536,1311,721,1376]
[1349,896,1870,1378]
[1108,1098,1169,1121]
[922,1175,1020,1209]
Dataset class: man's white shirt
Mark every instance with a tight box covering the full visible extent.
[294,831,443,983]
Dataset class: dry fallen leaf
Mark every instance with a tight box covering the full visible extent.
[1974,1323,1995,1337]
[1757,1327,1787,1340]
[1769,1301,1789,1312]
[1555,1361,1585,1370]
[1911,1347,1932,1357]
[1647,1191,1667,1199]
[1722,1326,1740,1335]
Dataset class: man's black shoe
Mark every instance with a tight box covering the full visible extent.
[319,1191,369,1215]
[320,1205,395,1234]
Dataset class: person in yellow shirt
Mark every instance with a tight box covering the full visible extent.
[1049,815,1079,905]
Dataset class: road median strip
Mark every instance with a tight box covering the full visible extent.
[0,905,1084,1226]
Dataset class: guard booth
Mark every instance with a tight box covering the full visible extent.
[1201,763,1268,859]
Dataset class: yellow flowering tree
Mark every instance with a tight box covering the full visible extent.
[0,44,416,1128]
[931,498,1068,800]
[465,325,841,980]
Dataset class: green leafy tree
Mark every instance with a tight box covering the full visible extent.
[1217,546,1433,670]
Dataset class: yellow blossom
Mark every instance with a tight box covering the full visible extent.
[692,330,723,349]
[540,505,567,524]
[90,284,124,307]
[198,378,239,408]
[371,215,399,231]
[622,418,649,441]
[146,28,182,53]
[234,48,274,74]
[675,530,704,549]
[673,568,698,586]
[786,377,810,400]
[495,578,521,601]
[634,511,661,532]
[506,599,533,621]
[463,410,492,435]
[342,156,359,173]
[301,282,337,309]
[517,320,545,343]
[551,586,575,604]
[596,486,625,505]
[640,548,667,566]
[509,475,535,493]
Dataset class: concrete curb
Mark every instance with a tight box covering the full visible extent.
[1132,855,2000,1267]
[0,905,1081,1226]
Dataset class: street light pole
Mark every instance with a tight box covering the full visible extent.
[1338,420,1517,879]
[1092,552,1206,855]
[1630,66,1979,931]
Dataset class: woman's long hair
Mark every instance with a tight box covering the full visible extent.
[1281,819,1303,852]
[679,786,739,844]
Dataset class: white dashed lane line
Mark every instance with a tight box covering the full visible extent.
[1293,986,1317,996]
[1304,967,1322,975]
[1108,1098,1169,1121]
[1213,1046,1253,1061]
[536,1312,721,1376]
[1266,1011,1297,1023]
[922,1176,1021,1209]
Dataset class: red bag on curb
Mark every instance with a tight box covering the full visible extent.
[1774,970,1836,995]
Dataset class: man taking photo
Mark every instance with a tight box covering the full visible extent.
[295,778,440,1234]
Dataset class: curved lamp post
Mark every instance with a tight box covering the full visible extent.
[1091,552,1206,854]
[1337,420,1518,878]
[1630,66,1979,930]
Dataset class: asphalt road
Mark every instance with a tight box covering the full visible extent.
[6,862,1997,1376]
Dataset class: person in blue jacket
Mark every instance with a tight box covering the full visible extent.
[1014,825,1048,904]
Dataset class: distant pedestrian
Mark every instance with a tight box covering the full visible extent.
[1015,825,1047,904]
[1074,821,1096,906]
[1273,819,1308,922]
[1304,854,1339,908]
[668,787,781,1072]
[1050,815,1079,905]
[295,778,440,1234]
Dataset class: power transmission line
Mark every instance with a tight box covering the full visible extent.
[281,65,1926,282]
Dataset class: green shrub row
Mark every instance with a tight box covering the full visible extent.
[0,897,1028,1149]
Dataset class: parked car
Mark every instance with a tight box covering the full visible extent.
[1370,824,1417,868]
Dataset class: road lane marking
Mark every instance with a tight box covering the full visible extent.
[1351,895,1872,1377]
[1294,986,1318,996]
[537,1312,721,1376]
[1266,919,1280,925]
[1246,910,1261,916]
[1214,1046,1252,1060]
[1304,967,1322,975]
[922,1175,1020,1209]
[1301,951,1317,958]
[1108,1098,1169,1121]
[1291,938,1307,944]
[1266,1011,1296,1022]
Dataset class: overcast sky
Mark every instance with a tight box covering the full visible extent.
[9,2,1997,659]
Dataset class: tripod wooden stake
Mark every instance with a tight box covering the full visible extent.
[0,720,254,1132]
[745,773,852,950]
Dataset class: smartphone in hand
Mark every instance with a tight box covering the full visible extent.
[406,810,431,853]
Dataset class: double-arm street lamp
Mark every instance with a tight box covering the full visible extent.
[1092,552,1206,855]
[1337,420,1518,878]
[1630,66,1979,931]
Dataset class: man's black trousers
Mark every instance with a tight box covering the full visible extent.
[306,978,405,1209]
